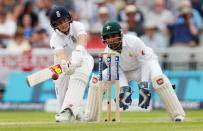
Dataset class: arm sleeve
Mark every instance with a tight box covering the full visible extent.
[130,36,161,82]
[130,36,158,63]
[50,34,65,50]
[72,21,87,37]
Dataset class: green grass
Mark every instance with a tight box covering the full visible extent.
[0,110,203,131]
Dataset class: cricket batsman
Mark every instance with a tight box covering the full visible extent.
[85,21,185,122]
[49,6,94,122]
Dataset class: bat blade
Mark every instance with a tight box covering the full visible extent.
[26,64,62,87]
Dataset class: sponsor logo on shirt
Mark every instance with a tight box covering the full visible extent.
[128,53,133,58]
[71,36,76,43]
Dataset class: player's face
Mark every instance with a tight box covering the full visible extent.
[55,18,70,34]
[104,33,122,52]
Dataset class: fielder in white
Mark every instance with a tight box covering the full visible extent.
[86,22,185,122]
[49,6,94,122]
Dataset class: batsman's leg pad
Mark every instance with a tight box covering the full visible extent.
[85,74,100,121]
[60,71,89,117]
[152,75,185,121]
[60,55,94,116]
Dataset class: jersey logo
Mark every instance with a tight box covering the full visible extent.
[141,50,145,56]
[128,53,133,58]
[56,11,61,17]
[71,36,77,43]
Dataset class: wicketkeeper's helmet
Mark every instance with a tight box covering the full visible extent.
[102,21,122,40]
[50,6,72,30]
[101,22,123,52]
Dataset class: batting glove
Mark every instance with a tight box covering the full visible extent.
[61,60,77,75]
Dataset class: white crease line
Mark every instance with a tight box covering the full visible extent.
[0,121,54,125]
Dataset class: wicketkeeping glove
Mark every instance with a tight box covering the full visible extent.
[138,82,151,109]
[114,86,132,110]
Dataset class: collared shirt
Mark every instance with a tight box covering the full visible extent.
[104,34,158,72]
[49,21,87,62]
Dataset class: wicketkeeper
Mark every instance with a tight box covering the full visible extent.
[85,22,185,122]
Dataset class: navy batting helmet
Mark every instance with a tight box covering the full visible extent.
[50,6,72,29]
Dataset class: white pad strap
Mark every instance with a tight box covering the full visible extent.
[152,75,185,120]
[85,74,100,121]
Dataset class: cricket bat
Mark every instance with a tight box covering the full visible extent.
[26,64,63,87]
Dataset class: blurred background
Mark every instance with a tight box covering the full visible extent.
[0,0,203,112]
